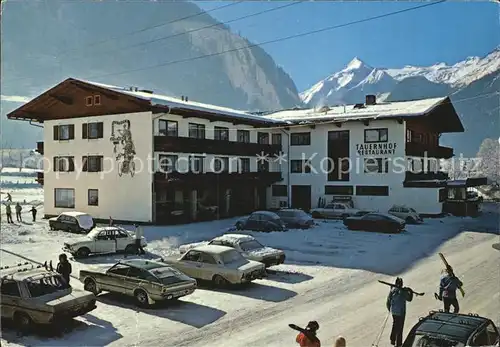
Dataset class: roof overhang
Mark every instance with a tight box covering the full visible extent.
[415,97,464,133]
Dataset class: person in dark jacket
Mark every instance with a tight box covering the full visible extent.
[295,321,321,347]
[438,267,463,313]
[386,277,413,347]
[5,204,14,223]
[15,202,22,222]
[29,206,37,222]
[6,192,12,202]
[56,253,72,286]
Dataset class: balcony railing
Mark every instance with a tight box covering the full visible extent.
[36,141,44,155]
[405,142,453,159]
[36,172,44,185]
[154,171,282,186]
[154,136,281,157]
[405,171,449,181]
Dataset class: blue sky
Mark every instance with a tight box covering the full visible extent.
[197,1,499,91]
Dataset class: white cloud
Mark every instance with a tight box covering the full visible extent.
[1,95,31,103]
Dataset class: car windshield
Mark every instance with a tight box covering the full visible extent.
[220,249,246,264]
[409,208,417,213]
[150,266,187,285]
[409,334,465,347]
[27,274,69,297]
[239,240,264,251]
[77,214,94,228]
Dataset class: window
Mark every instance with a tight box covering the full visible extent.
[53,156,75,172]
[324,185,353,195]
[258,159,269,172]
[272,133,282,145]
[239,158,250,172]
[237,130,250,143]
[214,157,229,172]
[82,122,104,139]
[158,154,178,172]
[214,126,229,141]
[88,189,98,206]
[291,132,311,146]
[184,250,201,262]
[53,124,74,141]
[85,96,93,106]
[364,158,389,174]
[290,160,311,173]
[1,280,20,297]
[190,156,204,173]
[82,156,103,172]
[54,188,75,208]
[94,95,101,105]
[355,185,389,196]
[257,132,269,144]
[107,263,130,276]
[200,253,217,264]
[272,185,287,197]
[188,123,205,139]
[364,128,388,143]
[406,129,412,143]
[159,120,178,137]
[439,188,446,202]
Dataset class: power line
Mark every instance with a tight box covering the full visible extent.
[58,1,244,57]
[65,1,305,62]
[84,0,447,81]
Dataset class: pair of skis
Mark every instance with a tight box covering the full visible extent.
[378,280,425,296]
[288,324,320,345]
[434,252,465,300]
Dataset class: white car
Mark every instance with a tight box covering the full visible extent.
[310,203,366,219]
[179,234,286,267]
[63,226,147,258]
[388,205,422,224]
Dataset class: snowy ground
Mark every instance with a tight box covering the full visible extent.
[1,171,499,347]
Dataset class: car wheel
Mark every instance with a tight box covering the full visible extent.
[125,244,136,254]
[76,247,91,258]
[134,289,149,307]
[406,217,415,224]
[14,312,32,331]
[236,222,243,230]
[311,212,321,219]
[213,275,229,288]
[341,214,349,220]
[84,278,99,295]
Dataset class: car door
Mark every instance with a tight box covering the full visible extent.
[324,204,335,218]
[334,204,345,218]
[122,267,153,296]
[0,279,22,319]
[58,215,70,231]
[245,213,261,231]
[197,252,219,281]
[178,250,203,279]
[95,230,116,253]
[102,263,131,293]
[114,229,130,251]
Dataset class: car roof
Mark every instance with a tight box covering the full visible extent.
[94,226,129,232]
[252,211,279,217]
[414,312,489,343]
[1,265,57,281]
[60,211,90,217]
[212,234,255,243]
[119,259,167,270]
[188,244,234,254]
[364,212,403,221]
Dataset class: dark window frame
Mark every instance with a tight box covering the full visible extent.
[158,154,178,172]
[54,188,75,208]
[214,157,230,172]
[82,155,104,172]
[290,160,311,173]
[364,128,388,143]
[159,120,178,137]
[257,132,269,145]
[324,185,353,195]
[239,158,250,173]
[53,124,75,141]
[82,122,104,139]
[214,126,230,141]
[237,130,250,143]
[53,156,75,172]
[272,185,287,197]
[88,189,99,206]
[290,132,311,146]
[364,158,389,174]
[355,185,389,196]
[189,156,204,173]
[188,123,206,139]
[93,95,101,106]
[272,133,282,145]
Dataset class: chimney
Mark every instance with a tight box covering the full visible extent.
[365,94,376,105]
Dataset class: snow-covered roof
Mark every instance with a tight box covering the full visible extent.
[190,244,234,254]
[59,211,91,217]
[263,97,447,123]
[253,210,280,218]
[212,234,255,244]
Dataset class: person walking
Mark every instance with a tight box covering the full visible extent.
[29,206,37,222]
[134,225,145,255]
[438,267,463,313]
[334,336,346,347]
[5,204,14,223]
[386,277,413,347]
[295,321,321,347]
[6,192,12,202]
[15,202,22,222]
[56,253,72,286]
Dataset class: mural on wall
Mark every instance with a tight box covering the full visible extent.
[110,120,136,177]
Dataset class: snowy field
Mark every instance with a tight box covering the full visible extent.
[1,170,499,347]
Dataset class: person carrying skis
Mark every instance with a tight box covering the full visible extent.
[56,253,72,286]
[134,225,145,255]
[438,266,463,313]
[5,204,14,223]
[30,206,37,222]
[15,202,22,222]
[295,321,321,347]
[386,277,413,347]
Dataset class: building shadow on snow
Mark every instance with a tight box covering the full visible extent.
[265,269,314,284]
[96,293,226,328]
[0,314,122,346]
[211,282,296,302]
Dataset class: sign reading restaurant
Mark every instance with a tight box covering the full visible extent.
[356,143,397,156]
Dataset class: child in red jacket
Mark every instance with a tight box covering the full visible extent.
[296,321,321,347]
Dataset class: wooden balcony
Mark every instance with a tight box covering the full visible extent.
[406,142,453,159]
[36,172,44,185]
[36,141,44,155]
[154,171,282,187]
[405,171,449,182]
[154,136,281,157]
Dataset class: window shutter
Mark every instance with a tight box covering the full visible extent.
[97,122,104,138]
[53,157,58,172]
[53,126,59,140]
[99,156,104,171]
[82,123,88,139]
[69,157,75,172]
[68,124,75,139]
[82,156,88,172]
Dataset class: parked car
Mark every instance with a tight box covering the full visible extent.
[403,311,500,347]
[161,245,267,287]
[388,205,423,224]
[179,234,286,268]
[235,211,287,232]
[274,209,315,229]
[0,263,96,330]
[343,212,405,233]
[63,226,147,258]
[49,212,95,233]
[79,259,197,307]
[310,203,366,219]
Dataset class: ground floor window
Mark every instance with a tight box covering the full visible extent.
[54,188,75,208]
[355,185,389,196]
[272,185,287,197]
[324,185,353,195]
[439,188,446,202]
[88,189,99,206]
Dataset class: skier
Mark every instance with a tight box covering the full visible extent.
[386,277,413,347]
[56,253,72,286]
[6,192,12,202]
[15,202,22,222]
[334,336,346,347]
[5,204,14,223]
[134,225,145,255]
[438,266,463,313]
[29,206,37,222]
[295,321,321,347]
